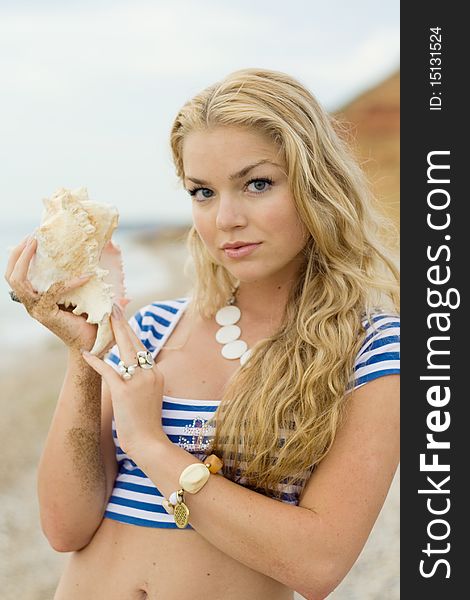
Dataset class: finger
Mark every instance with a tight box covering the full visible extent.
[110,304,139,364]
[64,273,93,289]
[117,312,148,354]
[40,275,93,309]
[55,274,94,299]
[8,246,41,306]
[4,235,32,282]
[81,350,121,385]
[9,237,38,284]
[129,330,147,355]
[118,297,132,310]
[12,283,40,308]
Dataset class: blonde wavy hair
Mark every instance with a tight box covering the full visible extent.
[170,68,399,498]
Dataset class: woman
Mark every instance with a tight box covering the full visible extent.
[5,68,399,599]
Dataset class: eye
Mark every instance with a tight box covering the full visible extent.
[187,187,214,202]
[246,177,274,193]
[186,176,274,201]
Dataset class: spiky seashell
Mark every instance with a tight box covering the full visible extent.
[28,187,128,355]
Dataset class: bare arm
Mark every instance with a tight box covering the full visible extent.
[37,350,117,551]
[130,374,399,599]
[4,236,118,552]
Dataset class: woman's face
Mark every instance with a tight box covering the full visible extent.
[182,126,309,285]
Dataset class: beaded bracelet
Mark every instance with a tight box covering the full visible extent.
[162,454,224,528]
[203,454,224,474]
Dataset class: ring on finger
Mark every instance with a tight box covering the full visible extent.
[136,350,155,370]
[9,290,22,303]
[118,361,139,380]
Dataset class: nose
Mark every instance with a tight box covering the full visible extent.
[215,193,248,231]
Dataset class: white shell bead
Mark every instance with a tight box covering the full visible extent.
[215,305,241,326]
[162,499,174,514]
[240,348,253,366]
[222,339,248,359]
[169,491,178,505]
[216,324,241,344]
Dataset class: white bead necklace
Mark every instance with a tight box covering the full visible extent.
[215,285,253,366]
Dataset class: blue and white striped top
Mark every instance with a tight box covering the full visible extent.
[103,298,400,529]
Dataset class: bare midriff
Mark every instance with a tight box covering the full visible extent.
[54,517,294,599]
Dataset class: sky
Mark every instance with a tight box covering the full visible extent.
[0,0,399,228]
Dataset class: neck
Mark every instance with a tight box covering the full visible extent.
[232,278,295,327]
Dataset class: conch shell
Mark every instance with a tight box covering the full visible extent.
[28,187,128,355]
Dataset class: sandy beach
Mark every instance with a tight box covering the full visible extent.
[0,234,399,599]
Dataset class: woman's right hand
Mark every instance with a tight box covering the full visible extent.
[4,235,100,353]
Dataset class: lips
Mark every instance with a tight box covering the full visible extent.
[223,243,261,258]
[222,241,260,249]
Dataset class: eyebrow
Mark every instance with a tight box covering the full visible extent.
[185,159,283,186]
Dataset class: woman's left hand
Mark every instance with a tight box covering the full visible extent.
[81,304,167,457]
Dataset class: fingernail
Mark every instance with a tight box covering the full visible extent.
[78,273,92,280]
[27,236,36,246]
[112,304,123,320]
[80,349,91,356]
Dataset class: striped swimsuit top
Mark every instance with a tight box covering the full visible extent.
[104,297,400,529]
